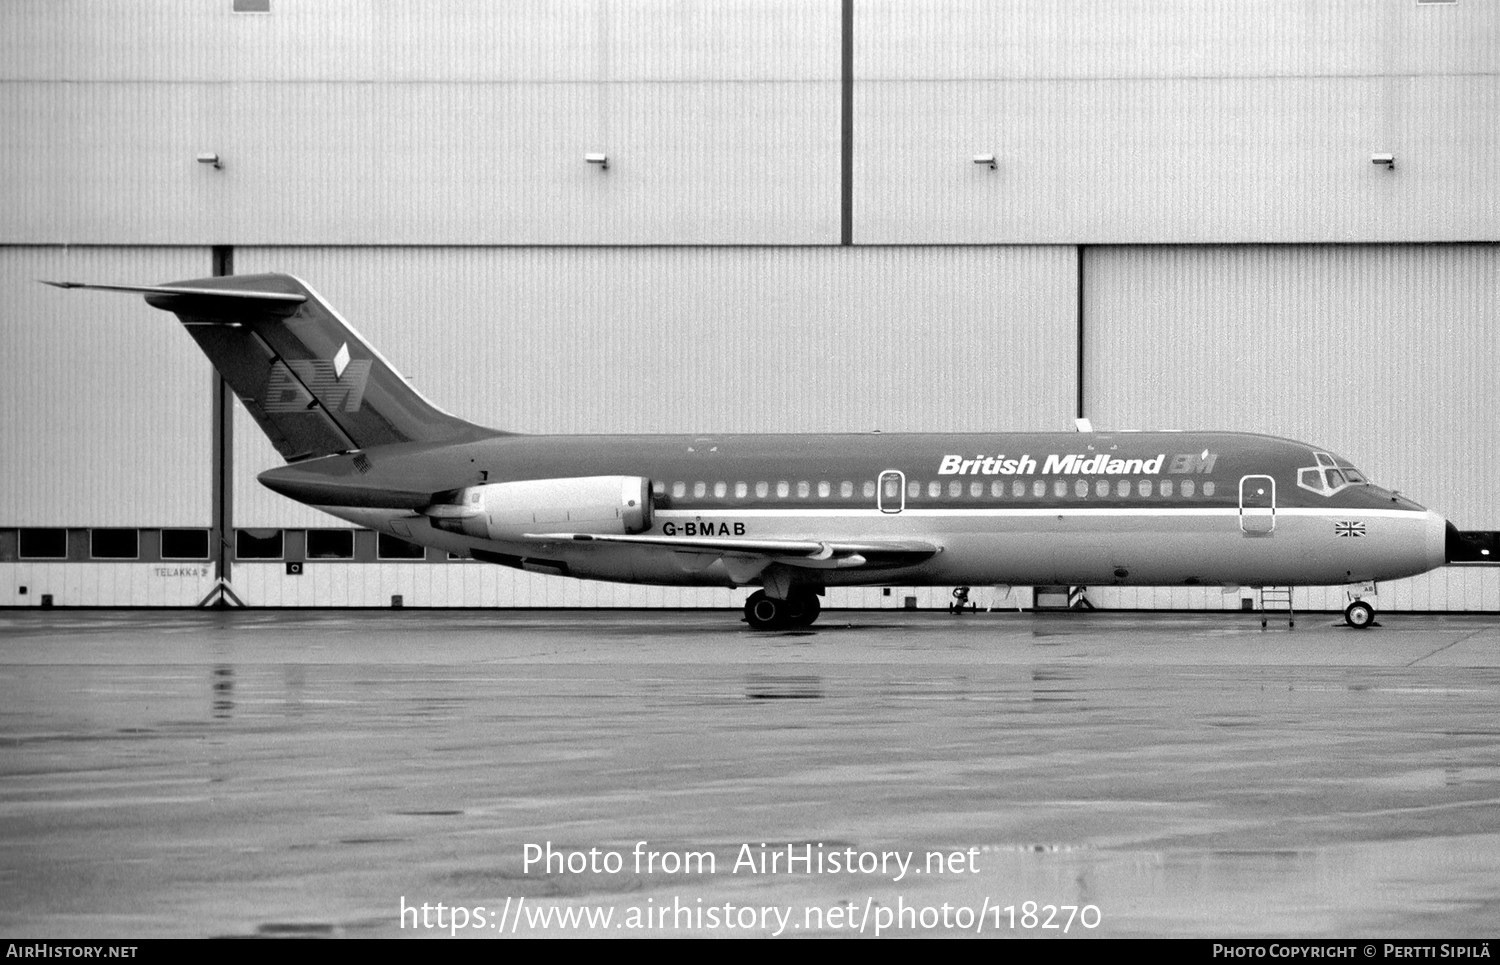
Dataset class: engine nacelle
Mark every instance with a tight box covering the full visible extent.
[427,476,652,541]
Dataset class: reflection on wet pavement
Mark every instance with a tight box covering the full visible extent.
[2,610,1498,937]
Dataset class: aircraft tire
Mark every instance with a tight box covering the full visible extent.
[784,591,821,628]
[1344,600,1375,629]
[744,591,785,631]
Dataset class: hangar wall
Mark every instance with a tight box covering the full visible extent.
[2,1,1496,612]
[0,0,842,245]
[3,1,1496,245]
[0,247,213,526]
[228,246,1080,527]
[855,1,1499,244]
[1084,244,1500,530]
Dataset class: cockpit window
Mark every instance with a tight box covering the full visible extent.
[1297,452,1366,497]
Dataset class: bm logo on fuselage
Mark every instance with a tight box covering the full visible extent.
[262,359,372,413]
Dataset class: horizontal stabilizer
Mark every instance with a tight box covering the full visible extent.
[42,280,306,321]
[43,280,306,304]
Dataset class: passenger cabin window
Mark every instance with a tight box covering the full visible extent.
[863,481,876,498]
[756,481,769,498]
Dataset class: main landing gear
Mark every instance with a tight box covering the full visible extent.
[743,589,821,630]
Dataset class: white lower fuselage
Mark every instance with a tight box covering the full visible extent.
[326,503,1448,590]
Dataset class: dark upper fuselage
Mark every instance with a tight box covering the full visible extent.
[258,430,1428,517]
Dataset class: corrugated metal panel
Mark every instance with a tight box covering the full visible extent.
[0,246,213,526]
[229,245,1078,525]
[0,80,839,245]
[225,563,743,608]
[857,0,1497,80]
[1071,571,1500,614]
[0,564,215,607]
[855,75,1500,244]
[0,1,839,83]
[1084,244,1500,528]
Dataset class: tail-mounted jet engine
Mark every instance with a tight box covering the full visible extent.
[423,476,652,541]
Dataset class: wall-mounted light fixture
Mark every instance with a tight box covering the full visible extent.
[196,152,222,170]
[972,153,997,170]
[1371,153,1395,170]
[585,153,609,171]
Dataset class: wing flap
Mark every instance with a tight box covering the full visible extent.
[521,532,939,570]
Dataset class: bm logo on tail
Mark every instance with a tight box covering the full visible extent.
[262,357,372,413]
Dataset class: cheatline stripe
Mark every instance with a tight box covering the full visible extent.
[654,508,1432,520]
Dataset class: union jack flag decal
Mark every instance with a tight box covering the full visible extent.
[1335,521,1366,537]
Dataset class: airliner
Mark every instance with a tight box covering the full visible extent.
[47,273,1454,630]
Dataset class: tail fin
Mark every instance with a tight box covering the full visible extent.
[46,273,488,461]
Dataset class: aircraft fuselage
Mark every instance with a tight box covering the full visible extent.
[261,429,1448,591]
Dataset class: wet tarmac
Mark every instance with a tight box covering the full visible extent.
[1,608,1498,938]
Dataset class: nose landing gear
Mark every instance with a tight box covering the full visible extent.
[1343,583,1378,629]
[1344,599,1375,629]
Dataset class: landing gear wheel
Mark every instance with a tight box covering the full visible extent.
[744,590,784,631]
[744,590,821,630]
[1345,600,1375,629]
[784,591,821,628]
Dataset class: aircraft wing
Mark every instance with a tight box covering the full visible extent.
[520,531,940,573]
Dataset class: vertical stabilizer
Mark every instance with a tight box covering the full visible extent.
[49,273,489,460]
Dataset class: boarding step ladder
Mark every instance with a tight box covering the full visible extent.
[1259,586,1294,629]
